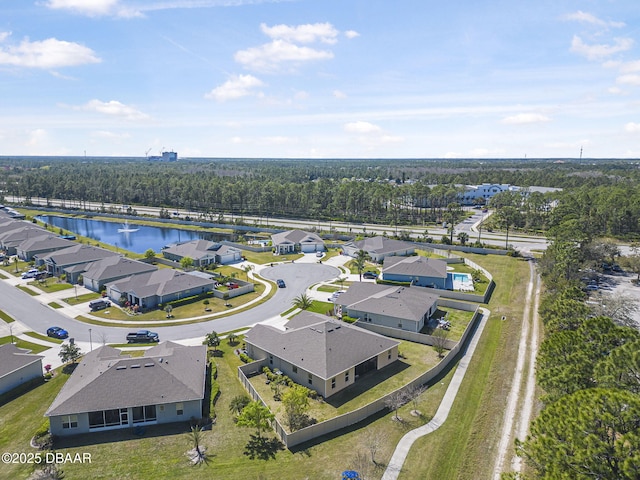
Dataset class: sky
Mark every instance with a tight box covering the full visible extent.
[1,0,640,159]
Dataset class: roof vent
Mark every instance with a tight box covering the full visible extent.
[116,366,126,370]
[131,364,141,368]
[144,363,154,367]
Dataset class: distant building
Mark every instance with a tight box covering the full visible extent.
[161,239,242,266]
[271,230,325,255]
[148,151,178,161]
[382,255,448,288]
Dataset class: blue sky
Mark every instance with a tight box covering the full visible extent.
[1,0,640,159]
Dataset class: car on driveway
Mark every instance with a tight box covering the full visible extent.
[277,279,286,288]
[362,271,378,279]
[47,326,69,339]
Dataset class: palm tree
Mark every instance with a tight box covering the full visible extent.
[354,249,370,281]
[457,232,469,246]
[242,265,252,280]
[205,331,220,352]
[187,425,207,465]
[292,293,314,310]
[229,395,250,415]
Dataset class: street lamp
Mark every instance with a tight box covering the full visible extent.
[89,328,92,351]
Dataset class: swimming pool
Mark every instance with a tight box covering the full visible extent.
[451,272,474,291]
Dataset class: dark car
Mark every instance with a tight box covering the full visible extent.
[47,326,69,339]
[363,271,378,279]
[276,279,286,288]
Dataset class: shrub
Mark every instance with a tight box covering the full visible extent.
[239,353,253,363]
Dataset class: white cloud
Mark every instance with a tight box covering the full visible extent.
[333,90,347,99]
[343,121,382,134]
[205,74,264,101]
[608,86,626,95]
[235,39,333,72]
[471,148,506,157]
[617,74,640,86]
[619,60,640,73]
[0,32,101,68]
[344,30,360,39]
[261,136,296,145]
[293,91,309,100]
[624,122,640,133]
[91,130,132,139]
[42,0,140,18]
[76,99,150,120]
[379,134,404,144]
[570,35,633,61]
[501,113,550,125]
[27,128,48,146]
[564,11,625,29]
[260,22,339,44]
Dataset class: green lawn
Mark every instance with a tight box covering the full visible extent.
[0,336,51,354]
[23,331,64,344]
[0,309,15,323]
[16,285,39,296]
[422,307,476,341]
[28,279,73,293]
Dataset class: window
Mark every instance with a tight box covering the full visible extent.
[176,403,184,416]
[62,415,78,429]
[89,409,126,429]
[269,355,273,365]
[388,350,392,360]
[398,323,402,328]
[345,371,349,382]
[132,405,157,424]
[331,378,336,389]
[292,365,298,374]
[308,373,313,385]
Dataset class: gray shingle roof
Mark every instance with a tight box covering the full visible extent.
[39,244,120,266]
[18,234,76,252]
[107,269,214,298]
[245,312,399,380]
[350,236,415,255]
[382,255,447,278]
[45,342,207,417]
[337,282,439,322]
[161,239,219,260]
[82,256,157,282]
[271,229,324,245]
[0,344,43,377]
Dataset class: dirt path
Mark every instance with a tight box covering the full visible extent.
[492,260,540,478]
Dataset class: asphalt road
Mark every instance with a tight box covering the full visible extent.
[0,262,339,343]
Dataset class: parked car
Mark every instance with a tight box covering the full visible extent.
[328,290,346,301]
[47,326,69,339]
[362,271,378,279]
[276,279,286,288]
[89,299,111,311]
[21,269,39,279]
[316,251,324,258]
[126,330,159,343]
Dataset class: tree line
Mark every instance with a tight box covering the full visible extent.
[514,207,640,479]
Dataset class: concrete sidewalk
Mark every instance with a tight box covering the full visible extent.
[381,308,490,480]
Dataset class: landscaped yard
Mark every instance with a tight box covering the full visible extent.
[0,338,455,480]
[247,338,443,427]
[421,307,476,341]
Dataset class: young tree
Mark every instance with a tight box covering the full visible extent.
[228,395,251,416]
[204,331,220,353]
[180,256,194,270]
[354,249,370,281]
[186,425,207,465]
[292,293,314,311]
[282,385,310,431]
[59,343,82,364]
[227,332,238,346]
[431,327,450,358]
[385,389,408,422]
[236,401,274,439]
[457,231,469,246]
[242,264,252,280]
[143,249,156,262]
[444,202,463,244]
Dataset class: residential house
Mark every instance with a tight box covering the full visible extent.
[244,311,399,398]
[161,239,242,267]
[270,230,325,255]
[45,342,207,436]
[81,256,158,292]
[35,244,121,284]
[0,344,43,396]
[381,255,448,289]
[336,282,439,333]
[105,269,215,310]
[341,236,415,263]
[16,234,76,261]
[0,224,49,256]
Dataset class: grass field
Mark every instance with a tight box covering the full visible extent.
[0,336,51,354]
[0,253,530,480]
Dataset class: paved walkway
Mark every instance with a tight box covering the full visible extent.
[381,308,490,480]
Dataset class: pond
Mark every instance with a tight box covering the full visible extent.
[36,215,237,254]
